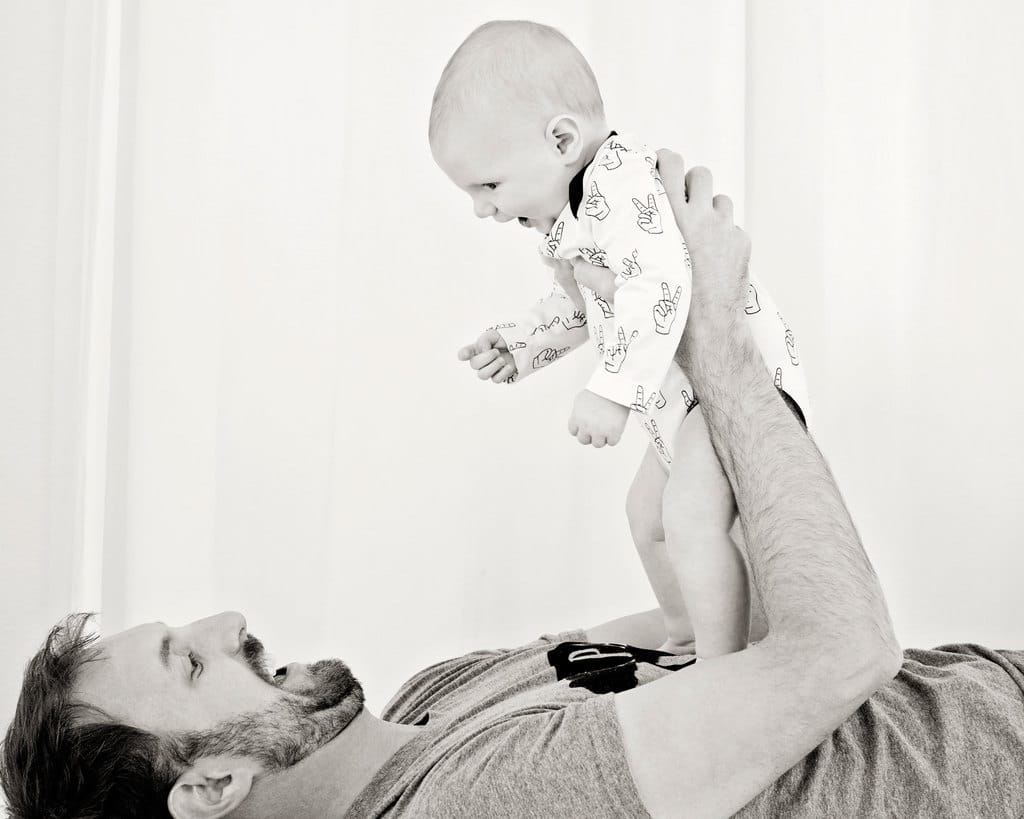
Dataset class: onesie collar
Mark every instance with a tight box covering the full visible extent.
[568,130,617,219]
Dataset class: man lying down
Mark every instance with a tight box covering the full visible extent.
[4,156,1024,818]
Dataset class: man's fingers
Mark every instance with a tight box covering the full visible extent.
[577,432,593,446]
[684,166,713,206]
[655,149,687,212]
[592,436,606,448]
[457,345,477,361]
[655,149,684,181]
[713,194,734,223]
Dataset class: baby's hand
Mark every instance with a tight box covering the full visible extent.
[568,390,630,447]
[572,257,617,302]
[457,330,517,383]
[542,256,585,311]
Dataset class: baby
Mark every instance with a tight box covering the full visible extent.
[431,20,809,657]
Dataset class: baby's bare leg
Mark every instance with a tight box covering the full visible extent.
[663,406,749,658]
[626,445,694,652]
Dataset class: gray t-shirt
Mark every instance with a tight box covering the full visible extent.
[345,631,1024,818]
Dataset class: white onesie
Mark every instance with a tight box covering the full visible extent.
[492,132,809,469]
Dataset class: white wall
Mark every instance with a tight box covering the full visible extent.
[747,0,1024,648]
[110,0,744,713]
[2,1,1023,733]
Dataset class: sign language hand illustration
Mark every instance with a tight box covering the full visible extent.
[785,329,799,366]
[641,417,670,462]
[605,327,639,373]
[645,156,665,195]
[774,368,783,389]
[595,325,605,355]
[584,181,610,220]
[632,194,663,234]
[680,388,697,412]
[653,281,683,335]
[599,148,623,171]
[533,346,570,370]
[621,249,642,278]
[594,293,615,318]
[631,385,667,413]
[777,312,800,366]
[530,315,562,335]
[563,310,587,331]
[745,282,761,314]
[579,245,608,267]
[544,221,564,256]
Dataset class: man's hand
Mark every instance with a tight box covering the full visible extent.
[567,389,629,447]
[656,150,751,372]
[456,330,517,383]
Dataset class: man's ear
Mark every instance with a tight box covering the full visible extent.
[167,755,260,819]
[544,114,583,164]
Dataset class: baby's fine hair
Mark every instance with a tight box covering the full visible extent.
[429,20,605,142]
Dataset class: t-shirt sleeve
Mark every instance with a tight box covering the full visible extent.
[581,141,692,409]
[413,695,651,818]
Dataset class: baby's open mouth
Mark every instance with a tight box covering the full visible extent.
[518,217,530,228]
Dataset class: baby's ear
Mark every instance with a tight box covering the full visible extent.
[167,755,260,819]
[545,115,583,160]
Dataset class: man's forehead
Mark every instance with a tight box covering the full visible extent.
[95,620,163,651]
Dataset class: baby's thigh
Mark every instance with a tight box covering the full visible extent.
[663,407,736,535]
[626,445,668,543]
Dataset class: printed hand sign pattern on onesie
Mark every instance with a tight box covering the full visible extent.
[488,132,810,467]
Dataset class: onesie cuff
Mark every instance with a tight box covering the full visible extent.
[493,325,532,384]
[585,370,644,410]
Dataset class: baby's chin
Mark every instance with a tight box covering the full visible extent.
[518,216,556,234]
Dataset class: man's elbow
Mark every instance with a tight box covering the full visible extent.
[773,628,903,709]
[816,634,904,707]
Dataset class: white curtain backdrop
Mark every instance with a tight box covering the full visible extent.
[3,0,1023,732]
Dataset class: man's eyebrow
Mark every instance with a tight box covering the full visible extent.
[159,633,171,670]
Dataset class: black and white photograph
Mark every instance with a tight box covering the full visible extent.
[2,1,1023,816]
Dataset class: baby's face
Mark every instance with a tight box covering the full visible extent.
[432,113,574,235]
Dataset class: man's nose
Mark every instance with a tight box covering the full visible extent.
[186,611,247,654]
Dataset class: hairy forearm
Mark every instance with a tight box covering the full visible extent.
[680,317,899,663]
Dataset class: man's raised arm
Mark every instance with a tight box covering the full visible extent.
[613,153,902,819]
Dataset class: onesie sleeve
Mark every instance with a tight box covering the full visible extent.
[581,141,692,409]
[490,281,590,383]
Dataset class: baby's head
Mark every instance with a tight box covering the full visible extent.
[430,20,608,234]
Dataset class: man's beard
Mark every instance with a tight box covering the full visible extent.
[165,633,365,771]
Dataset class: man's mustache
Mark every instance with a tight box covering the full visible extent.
[241,632,273,682]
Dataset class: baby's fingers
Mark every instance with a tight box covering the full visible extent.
[476,355,506,380]
[470,348,501,372]
[491,364,515,383]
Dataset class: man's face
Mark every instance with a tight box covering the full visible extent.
[432,110,572,235]
[75,611,364,769]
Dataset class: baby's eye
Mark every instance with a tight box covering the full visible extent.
[482,183,498,191]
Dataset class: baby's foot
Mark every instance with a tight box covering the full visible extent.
[657,638,695,655]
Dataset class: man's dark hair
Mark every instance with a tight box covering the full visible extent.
[1,614,175,818]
